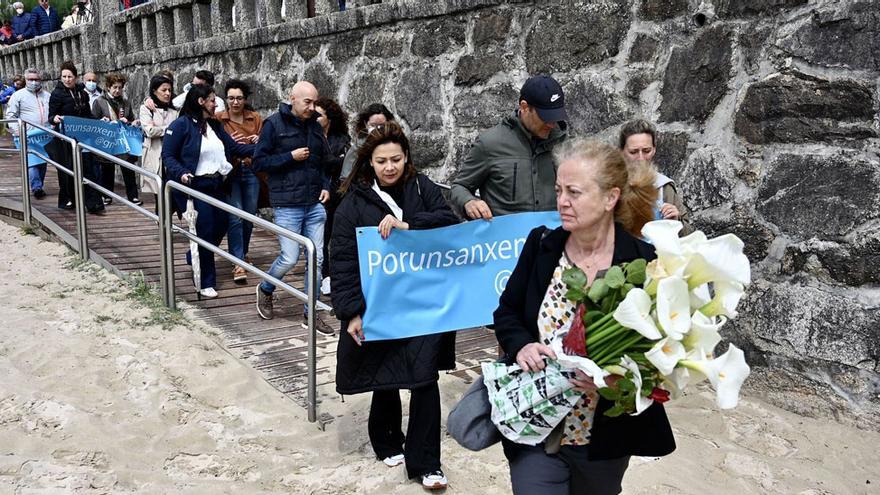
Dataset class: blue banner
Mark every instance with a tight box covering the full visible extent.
[61,116,143,157]
[357,211,562,341]
[13,129,54,167]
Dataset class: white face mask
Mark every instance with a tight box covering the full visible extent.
[84,81,97,92]
[26,80,41,92]
[16,8,24,14]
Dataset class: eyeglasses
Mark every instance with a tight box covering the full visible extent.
[226,96,245,101]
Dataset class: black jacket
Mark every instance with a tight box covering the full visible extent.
[253,103,330,208]
[494,224,676,461]
[49,84,92,129]
[330,174,460,394]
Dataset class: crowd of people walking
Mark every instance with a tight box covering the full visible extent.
[2,60,692,492]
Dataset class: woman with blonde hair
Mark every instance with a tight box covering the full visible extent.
[493,139,674,494]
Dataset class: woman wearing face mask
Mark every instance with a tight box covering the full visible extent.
[91,72,141,206]
[139,75,177,212]
[11,2,36,43]
[161,84,254,299]
[330,122,458,491]
[48,60,104,213]
[339,103,395,181]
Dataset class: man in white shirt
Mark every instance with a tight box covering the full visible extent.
[6,68,51,199]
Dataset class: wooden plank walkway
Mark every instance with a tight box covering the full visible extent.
[0,136,497,423]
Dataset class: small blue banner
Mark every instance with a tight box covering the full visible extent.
[357,211,562,341]
[61,116,144,157]
[13,129,54,167]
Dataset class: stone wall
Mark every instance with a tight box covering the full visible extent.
[2,0,879,428]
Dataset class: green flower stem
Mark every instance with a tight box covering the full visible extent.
[587,311,616,330]
[589,330,634,363]
[586,321,623,347]
[596,334,650,367]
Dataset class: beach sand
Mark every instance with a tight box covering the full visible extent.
[0,220,877,494]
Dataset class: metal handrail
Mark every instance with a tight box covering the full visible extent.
[6,119,328,423]
[164,180,329,423]
[74,141,171,302]
[15,120,89,256]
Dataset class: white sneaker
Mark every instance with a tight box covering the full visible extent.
[321,276,332,295]
[198,287,218,299]
[382,454,404,467]
[421,470,447,490]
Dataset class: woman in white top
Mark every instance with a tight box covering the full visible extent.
[139,75,178,210]
[161,84,254,299]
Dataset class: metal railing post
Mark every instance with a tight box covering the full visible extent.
[163,185,177,310]
[156,176,172,309]
[307,243,317,423]
[72,142,88,260]
[18,120,32,227]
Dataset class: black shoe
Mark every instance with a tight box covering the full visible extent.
[130,197,143,205]
[33,188,46,199]
[60,201,74,210]
[102,197,112,205]
[88,206,106,215]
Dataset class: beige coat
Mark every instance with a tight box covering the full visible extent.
[138,104,178,195]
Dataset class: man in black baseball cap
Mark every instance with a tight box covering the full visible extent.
[519,74,568,130]
[450,74,569,220]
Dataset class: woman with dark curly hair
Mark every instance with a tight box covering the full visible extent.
[339,102,395,180]
[314,96,350,291]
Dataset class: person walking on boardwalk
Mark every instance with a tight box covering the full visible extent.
[216,79,264,284]
[47,60,104,214]
[252,80,332,332]
[449,75,569,220]
[330,122,459,491]
[139,75,177,211]
[91,72,142,206]
[6,68,49,199]
[161,84,254,300]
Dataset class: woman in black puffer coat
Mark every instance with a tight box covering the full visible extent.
[330,122,458,490]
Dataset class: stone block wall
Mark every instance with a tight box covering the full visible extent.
[1,0,878,429]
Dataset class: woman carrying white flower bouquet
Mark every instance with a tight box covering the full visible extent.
[493,139,675,494]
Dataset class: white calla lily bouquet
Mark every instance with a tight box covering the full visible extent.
[484,220,753,445]
[556,219,752,416]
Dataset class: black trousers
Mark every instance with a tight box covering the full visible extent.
[49,137,102,211]
[368,382,441,479]
[98,157,139,201]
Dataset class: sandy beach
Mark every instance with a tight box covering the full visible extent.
[0,219,877,494]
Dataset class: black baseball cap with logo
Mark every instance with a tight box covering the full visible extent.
[519,75,568,123]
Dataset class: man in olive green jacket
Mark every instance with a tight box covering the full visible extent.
[450,75,569,219]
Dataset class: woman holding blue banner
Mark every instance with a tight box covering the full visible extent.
[492,140,674,494]
[330,122,458,491]
[48,60,104,214]
[92,72,141,206]
[162,84,255,299]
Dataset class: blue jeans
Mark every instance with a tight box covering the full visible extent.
[260,203,326,303]
[226,169,260,260]
[28,164,47,191]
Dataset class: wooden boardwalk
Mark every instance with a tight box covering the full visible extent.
[0,136,496,423]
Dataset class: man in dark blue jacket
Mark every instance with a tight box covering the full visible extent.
[31,0,61,36]
[253,80,331,326]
